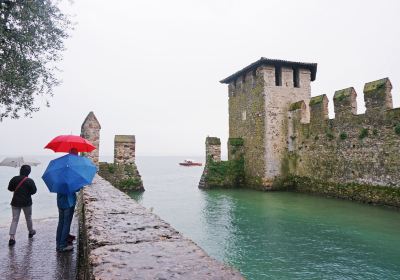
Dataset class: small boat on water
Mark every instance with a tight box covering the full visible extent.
[179,159,202,166]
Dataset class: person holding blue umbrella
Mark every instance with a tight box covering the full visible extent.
[42,137,97,253]
[55,148,78,252]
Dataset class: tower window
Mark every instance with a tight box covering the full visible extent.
[275,67,282,86]
[293,68,300,88]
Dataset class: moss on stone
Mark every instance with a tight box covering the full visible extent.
[327,133,334,140]
[204,157,244,188]
[339,132,348,140]
[206,137,221,145]
[98,162,144,192]
[228,138,244,146]
[107,164,115,174]
[281,175,400,208]
[395,124,400,135]
[118,178,142,191]
[364,78,389,94]
[334,88,352,102]
[359,128,369,139]
[115,135,135,143]
[310,95,325,106]
[289,101,304,111]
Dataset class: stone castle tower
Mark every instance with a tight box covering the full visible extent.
[81,111,101,166]
[220,58,317,186]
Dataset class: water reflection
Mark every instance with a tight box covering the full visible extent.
[200,190,400,279]
[113,157,400,279]
[6,240,34,279]
[201,190,236,262]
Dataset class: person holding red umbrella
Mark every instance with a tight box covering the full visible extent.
[44,135,96,252]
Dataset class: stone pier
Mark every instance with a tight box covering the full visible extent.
[78,175,244,279]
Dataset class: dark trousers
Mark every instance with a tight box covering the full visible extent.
[56,206,74,249]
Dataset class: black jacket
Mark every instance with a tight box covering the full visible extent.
[8,175,37,207]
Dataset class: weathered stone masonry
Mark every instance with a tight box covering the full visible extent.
[285,78,400,206]
[224,58,315,187]
[81,112,101,166]
[81,112,144,191]
[199,137,244,189]
[99,135,144,192]
[78,176,244,279]
[201,58,400,207]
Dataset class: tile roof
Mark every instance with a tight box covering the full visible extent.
[220,57,317,84]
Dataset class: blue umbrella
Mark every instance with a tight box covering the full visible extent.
[42,154,96,194]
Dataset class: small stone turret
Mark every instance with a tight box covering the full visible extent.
[199,137,244,189]
[114,135,136,164]
[81,111,101,166]
[205,137,221,162]
[99,134,144,192]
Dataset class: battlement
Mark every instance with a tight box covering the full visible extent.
[289,78,397,128]
[364,78,393,114]
[217,57,400,204]
[286,77,400,188]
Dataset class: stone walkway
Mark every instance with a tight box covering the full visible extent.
[0,217,77,280]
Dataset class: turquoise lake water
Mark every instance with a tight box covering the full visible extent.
[1,156,400,279]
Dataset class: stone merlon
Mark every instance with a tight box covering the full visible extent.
[115,135,136,143]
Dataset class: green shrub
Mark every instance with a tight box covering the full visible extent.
[359,128,368,139]
[326,132,334,140]
[118,178,142,190]
[228,138,244,146]
[339,132,348,140]
[107,164,115,174]
[395,124,400,135]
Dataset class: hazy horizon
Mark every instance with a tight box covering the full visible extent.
[1,0,399,158]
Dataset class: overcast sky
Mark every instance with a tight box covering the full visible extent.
[1,0,400,158]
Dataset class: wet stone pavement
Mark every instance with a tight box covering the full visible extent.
[0,217,77,280]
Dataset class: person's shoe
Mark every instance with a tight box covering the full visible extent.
[67,234,75,244]
[68,234,76,241]
[28,230,36,238]
[8,239,16,246]
[59,245,74,252]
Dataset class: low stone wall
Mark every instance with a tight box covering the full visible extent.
[276,175,400,208]
[78,175,244,280]
[98,162,144,192]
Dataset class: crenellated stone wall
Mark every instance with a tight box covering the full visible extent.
[210,58,400,206]
[78,175,244,280]
[284,78,400,206]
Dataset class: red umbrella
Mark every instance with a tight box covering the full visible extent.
[45,135,96,153]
